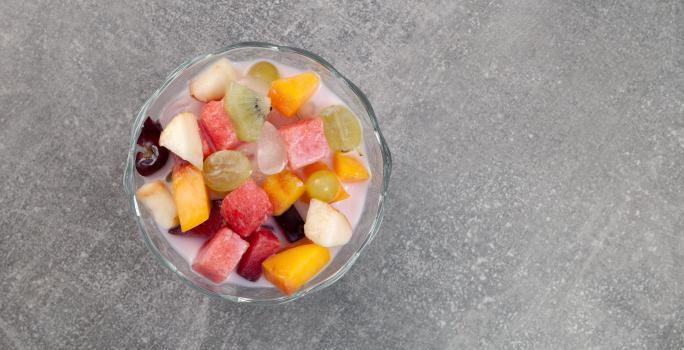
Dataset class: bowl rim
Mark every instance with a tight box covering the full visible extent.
[123,41,392,305]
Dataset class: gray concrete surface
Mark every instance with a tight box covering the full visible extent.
[1,0,684,349]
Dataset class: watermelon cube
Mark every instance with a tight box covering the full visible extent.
[199,100,240,150]
[192,228,248,283]
[198,122,215,158]
[221,179,273,237]
[278,118,328,170]
[237,229,281,281]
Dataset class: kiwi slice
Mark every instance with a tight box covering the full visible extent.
[224,82,271,142]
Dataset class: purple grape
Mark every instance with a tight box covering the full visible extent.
[274,206,305,242]
[135,143,169,176]
[137,117,163,146]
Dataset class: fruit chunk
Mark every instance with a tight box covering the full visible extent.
[224,82,271,142]
[247,61,279,87]
[262,170,305,216]
[203,150,252,192]
[198,123,215,158]
[171,162,210,232]
[274,205,305,242]
[192,228,248,283]
[257,122,287,175]
[268,72,320,117]
[237,229,281,281]
[159,112,204,170]
[190,58,237,102]
[333,152,369,182]
[304,199,352,247]
[199,100,240,150]
[136,117,169,176]
[169,200,223,236]
[262,243,330,295]
[278,118,328,169]
[135,180,178,229]
[221,178,272,237]
[305,170,341,203]
[320,105,362,152]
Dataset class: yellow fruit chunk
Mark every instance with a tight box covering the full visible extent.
[262,244,330,295]
[171,162,210,232]
[268,72,320,117]
[302,161,329,178]
[262,170,305,216]
[332,152,369,182]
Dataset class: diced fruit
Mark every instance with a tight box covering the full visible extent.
[169,200,223,236]
[192,228,248,283]
[301,163,349,203]
[302,161,329,178]
[224,82,271,142]
[237,229,281,281]
[262,170,305,216]
[304,199,352,247]
[159,112,204,170]
[257,122,287,175]
[203,150,252,192]
[262,243,330,295]
[221,178,272,237]
[274,205,305,242]
[320,105,362,152]
[199,100,240,150]
[171,162,210,232]
[190,58,237,102]
[305,170,340,203]
[136,117,169,176]
[333,152,369,182]
[135,180,178,229]
[198,123,215,159]
[247,61,279,87]
[268,72,320,117]
[278,118,328,169]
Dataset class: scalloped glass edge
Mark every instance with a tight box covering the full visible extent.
[122,42,392,305]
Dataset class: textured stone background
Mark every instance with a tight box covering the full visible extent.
[2,0,684,349]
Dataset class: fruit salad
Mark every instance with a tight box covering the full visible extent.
[134,57,371,295]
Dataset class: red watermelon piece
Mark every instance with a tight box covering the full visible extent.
[221,179,272,237]
[237,229,281,281]
[198,122,215,158]
[192,228,248,283]
[199,100,240,150]
[278,118,328,169]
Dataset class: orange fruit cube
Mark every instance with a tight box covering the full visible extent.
[171,162,210,232]
[262,170,306,216]
[268,72,320,117]
[333,152,370,182]
[262,243,330,295]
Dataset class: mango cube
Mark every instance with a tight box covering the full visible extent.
[332,152,369,182]
[262,243,330,295]
[268,72,320,117]
[262,170,305,216]
[171,162,210,232]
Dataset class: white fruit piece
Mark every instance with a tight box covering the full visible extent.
[135,180,179,229]
[189,58,237,102]
[159,112,204,170]
[304,199,352,247]
[257,122,287,175]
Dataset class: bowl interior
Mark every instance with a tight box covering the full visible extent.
[124,43,391,304]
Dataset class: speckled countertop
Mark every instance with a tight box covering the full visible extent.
[2,1,684,349]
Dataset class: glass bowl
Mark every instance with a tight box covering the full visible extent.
[123,42,391,304]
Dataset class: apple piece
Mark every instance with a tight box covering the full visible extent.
[159,112,204,170]
[135,180,178,229]
[189,58,238,102]
[304,199,352,247]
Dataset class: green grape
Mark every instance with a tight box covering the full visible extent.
[203,150,252,192]
[320,105,362,152]
[305,170,340,202]
[247,61,279,86]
